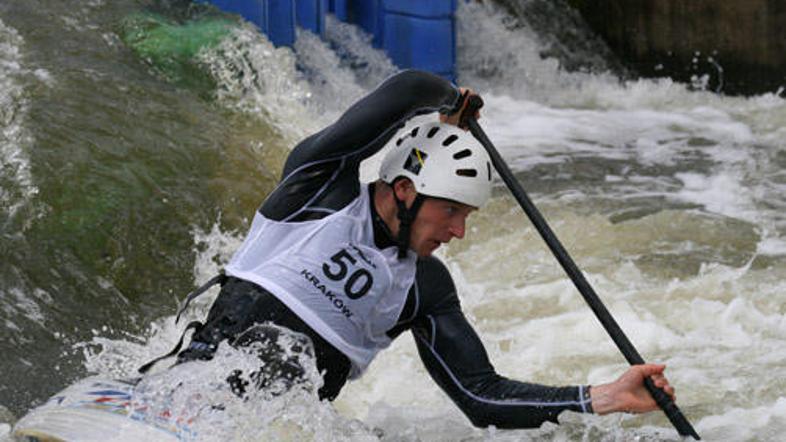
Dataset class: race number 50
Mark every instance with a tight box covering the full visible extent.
[322,249,373,299]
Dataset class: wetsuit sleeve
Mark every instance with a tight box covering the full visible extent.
[396,257,592,429]
[261,70,460,221]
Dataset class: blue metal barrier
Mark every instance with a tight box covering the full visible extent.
[204,0,457,81]
[328,0,349,21]
[297,0,328,35]
[380,0,456,81]
[205,0,296,46]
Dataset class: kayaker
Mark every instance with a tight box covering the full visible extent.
[171,70,675,428]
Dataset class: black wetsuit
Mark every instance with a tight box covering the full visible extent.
[179,70,592,428]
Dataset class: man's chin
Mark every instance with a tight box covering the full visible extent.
[416,241,441,257]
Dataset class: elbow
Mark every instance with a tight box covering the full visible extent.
[464,410,500,429]
[383,70,458,105]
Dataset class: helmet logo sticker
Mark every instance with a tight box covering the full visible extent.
[404,148,428,175]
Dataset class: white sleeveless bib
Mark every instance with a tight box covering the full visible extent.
[225,184,416,376]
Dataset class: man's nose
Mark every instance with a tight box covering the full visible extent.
[449,217,466,239]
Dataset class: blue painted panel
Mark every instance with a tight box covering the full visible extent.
[349,0,383,46]
[381,0,455,18]
[383,13,454,74]
[205,1,457,79]
[205,0,295,47]
[297,0,328,35]
[266,0,297,46]
[329,0,348,21]
[207,0,265,27]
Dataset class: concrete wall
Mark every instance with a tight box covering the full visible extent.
[571,0,786,94]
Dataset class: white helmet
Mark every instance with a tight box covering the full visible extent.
[379,122,493,208]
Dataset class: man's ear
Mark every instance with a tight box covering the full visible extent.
[392,178,416,203]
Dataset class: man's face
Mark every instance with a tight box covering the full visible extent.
[409,197,476,257]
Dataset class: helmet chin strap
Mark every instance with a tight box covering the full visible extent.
[393,192,426,259]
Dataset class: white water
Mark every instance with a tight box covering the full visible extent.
[0,19,38,223]
[0,24,48,420]
[197,23,319,142]
[24,2,786,441]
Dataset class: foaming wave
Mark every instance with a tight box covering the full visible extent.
[456,1,620,105]
[455,0,786,257]
[479,92,754,170]
[197,18,395,144]
[80,325,376,441]
[696,397,786,441]
[674,172,757,222]
[322,15,399,91]
[82,220,243,378]
[757,237,786,256]
[197,23,320,142]
[474,87,785,254]
[0,19,37,222]
[485,91,786,278]
[454,0,786,139]
[293,15,397,121]
[293,29,368,123]
[191,220,243,286]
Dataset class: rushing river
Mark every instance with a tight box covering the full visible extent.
[2,1,786,440]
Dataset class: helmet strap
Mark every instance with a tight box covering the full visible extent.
[393,192,426,259]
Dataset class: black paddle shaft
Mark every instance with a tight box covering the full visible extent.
[463,96,700,439]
